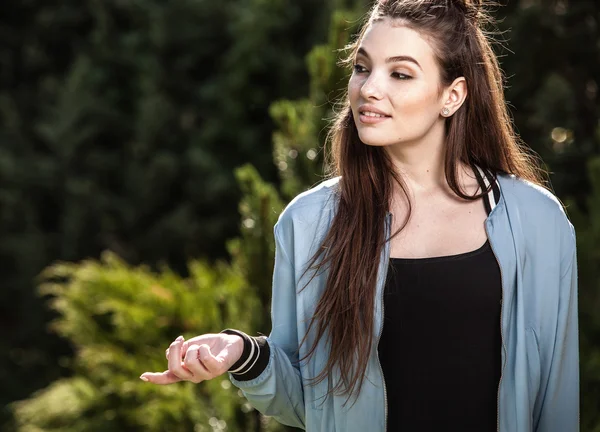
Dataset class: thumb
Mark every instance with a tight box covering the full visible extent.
[214,345,235,367]
[198,344,228,376]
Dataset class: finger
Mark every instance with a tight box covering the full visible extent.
[165,348,169,359]
[198,344,228,377]
[140,371,182,385]
[183,344,214,383]
[184,344,212,382]
[168,336,194,381]
[181,342,188,358]
[181,334,213,358]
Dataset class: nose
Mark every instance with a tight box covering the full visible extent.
[360,73,383,100]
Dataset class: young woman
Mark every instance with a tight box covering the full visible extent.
[141,0,579,430]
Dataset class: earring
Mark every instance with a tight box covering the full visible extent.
[442,108,450,116]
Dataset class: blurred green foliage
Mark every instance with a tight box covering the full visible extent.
[568,155,600,432]
[9,3,351,429]
[11,163,289,432]
[496,0,600,204]
[14,253,255,432]
[0,0,335,425]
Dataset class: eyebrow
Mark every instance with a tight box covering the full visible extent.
[356,47,422,71]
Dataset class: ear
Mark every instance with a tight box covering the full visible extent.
[440,77,468,117]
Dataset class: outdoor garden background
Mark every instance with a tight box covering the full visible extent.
[1,0,599,431]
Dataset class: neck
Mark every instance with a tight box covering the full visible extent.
[384,123,449,195]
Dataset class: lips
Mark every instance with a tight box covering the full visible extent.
[358,112,390,124]
[360,111,389,118]
[358,104,390,116]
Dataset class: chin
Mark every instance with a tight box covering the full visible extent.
[357,130,394,147]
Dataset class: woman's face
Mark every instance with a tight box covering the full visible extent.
[348,18,447,148]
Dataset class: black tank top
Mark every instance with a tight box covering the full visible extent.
[377,167,502,431]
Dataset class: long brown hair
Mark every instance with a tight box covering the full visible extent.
[298,0,546,404]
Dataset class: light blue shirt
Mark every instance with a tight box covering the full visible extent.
[230,172,579,432]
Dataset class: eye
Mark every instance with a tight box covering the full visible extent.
[392,72,411,80]
[354,63,367,73]
[353,64,367,73]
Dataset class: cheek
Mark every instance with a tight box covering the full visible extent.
[393,85,436,109]
[392,87,439,122]
[348,78,362,104]
[387,89,441,141]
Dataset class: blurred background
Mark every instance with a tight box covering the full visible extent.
[0,0,598,431]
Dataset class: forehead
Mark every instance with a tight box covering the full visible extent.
[357,19,437,73]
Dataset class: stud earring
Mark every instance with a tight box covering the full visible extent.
[442,108,450,116]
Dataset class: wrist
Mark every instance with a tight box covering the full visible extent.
[219,329,270,381]
[232,335,245,362]
[220,329,252,372]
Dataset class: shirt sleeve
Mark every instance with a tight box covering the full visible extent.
[227,221,306,429]
[535,222,579,431]
[220,329,270,380]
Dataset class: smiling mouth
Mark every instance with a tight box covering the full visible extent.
[360,111,390,118]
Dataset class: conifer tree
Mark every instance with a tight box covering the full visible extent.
[0,0,334,425]
[11,6,360,432]
[566,153,600,431]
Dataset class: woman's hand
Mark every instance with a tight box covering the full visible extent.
[140,333,244,385]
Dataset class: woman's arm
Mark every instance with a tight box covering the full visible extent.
[228,221,306,429]
[535,225,579,431]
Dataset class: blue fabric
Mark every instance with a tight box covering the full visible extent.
[229,172,579,432]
